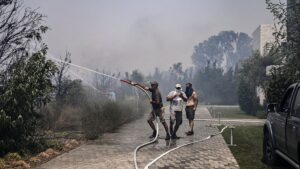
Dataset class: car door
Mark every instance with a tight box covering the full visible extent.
[286,86,300,162]
[273,86,295,153]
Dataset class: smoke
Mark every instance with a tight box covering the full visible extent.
[24,0,273,74]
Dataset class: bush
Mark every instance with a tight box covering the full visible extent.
[0,159,5,169]
[82,101,144,140]
[4,153,21,161]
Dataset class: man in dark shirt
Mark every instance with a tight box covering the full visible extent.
[135,81,171,140]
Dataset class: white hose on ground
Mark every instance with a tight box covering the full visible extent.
[143,125,229,169]
[132,85,160,169]
[134,117,159,169]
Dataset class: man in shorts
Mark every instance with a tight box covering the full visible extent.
[185,83,198,136]
[167,84,187,139]
[135,81,171,140]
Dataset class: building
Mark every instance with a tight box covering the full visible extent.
[252,24,275,56]
[252,24,275,105]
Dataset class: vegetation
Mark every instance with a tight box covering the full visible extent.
[210,106,260,119]
[0,0,147,159]
[194,61,238,105]
[192,31,252,72]
[263,0,300,103]
[221,126,293,169]
[0,0,58,156]
[237,52,275,115]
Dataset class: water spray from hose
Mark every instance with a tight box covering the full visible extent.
[47,55,119,80]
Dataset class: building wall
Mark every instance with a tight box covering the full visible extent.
[252,24,274,56]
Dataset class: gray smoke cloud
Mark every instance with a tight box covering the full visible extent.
[25,0,273,73]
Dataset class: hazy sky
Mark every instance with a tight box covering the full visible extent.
[25,0,274,74]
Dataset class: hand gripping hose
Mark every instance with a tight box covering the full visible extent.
[120,80,159,169]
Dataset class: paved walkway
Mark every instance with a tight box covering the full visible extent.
[37,106,239,169]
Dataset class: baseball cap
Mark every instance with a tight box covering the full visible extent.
[175,84,182,89]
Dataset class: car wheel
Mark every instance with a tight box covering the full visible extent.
[263,132,278,165]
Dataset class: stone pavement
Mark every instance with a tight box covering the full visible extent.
[37,106,239,169]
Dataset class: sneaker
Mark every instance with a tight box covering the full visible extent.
[149,131,157,138]
[165,134,171,140]
[186,131,194,136]
[171,134,180,139]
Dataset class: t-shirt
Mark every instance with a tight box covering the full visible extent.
[168,90,187,112]
[149,88,163,110]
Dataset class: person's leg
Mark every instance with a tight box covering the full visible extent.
[187,108,195,135]
[169,112,175,136]
[147,110,156,138]
[158,109,170,140]
[172,111,182,139]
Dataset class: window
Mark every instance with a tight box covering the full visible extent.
[280,88,294,113]
[292,88,300,117]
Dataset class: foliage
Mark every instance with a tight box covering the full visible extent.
[0,49,57,156]
[264,0,300,103]
[238,78,259,115]
[0,0,48,72]
[81,100,145,140]
[54,51,71,102]
[130,69,144,83]
[191,31,252,72]
[194,61,238,105]
[0,0,57,156]
[237,51,275,115]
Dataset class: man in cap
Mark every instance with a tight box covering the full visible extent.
[167,84,187,139]
[135,81,171,140]
[185,82,198,136]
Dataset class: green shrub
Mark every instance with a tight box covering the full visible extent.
[81,100,144,140]
[4,153,21,161]
[0,159,5,169]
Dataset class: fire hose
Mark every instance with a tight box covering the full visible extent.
[120,80,160,169]
[144,125,228,169]
[121,80,229,169]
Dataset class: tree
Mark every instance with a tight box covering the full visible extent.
[54,51,71,102]
[0,49,57,156]
[194,60,238,105]
[264,0,300,103]
[0,0,57,155]
[130,69,144,83]
[0,0,48,73]
[237,51,275,114]
[192,31,252,72]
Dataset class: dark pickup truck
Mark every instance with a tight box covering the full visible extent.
[263,83,300,168]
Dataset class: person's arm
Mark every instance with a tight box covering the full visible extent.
[180,92,188,102]
[166,91,177,101]
[193,92,198,110]
[133,83,150,91]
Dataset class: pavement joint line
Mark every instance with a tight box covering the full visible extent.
[144,126,229,169]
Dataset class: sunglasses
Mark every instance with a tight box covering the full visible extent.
[176,87,181,90]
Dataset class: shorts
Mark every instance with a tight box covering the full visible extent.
[186,106,195,120]
[148,108,165,123]
[170,111,182,125]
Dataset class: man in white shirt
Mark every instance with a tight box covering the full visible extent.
[167,84,187,139]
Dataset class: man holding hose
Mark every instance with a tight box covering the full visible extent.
[134,81,171,140]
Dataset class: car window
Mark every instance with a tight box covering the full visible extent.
[280,88,294,113]
[292,88,300,117]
